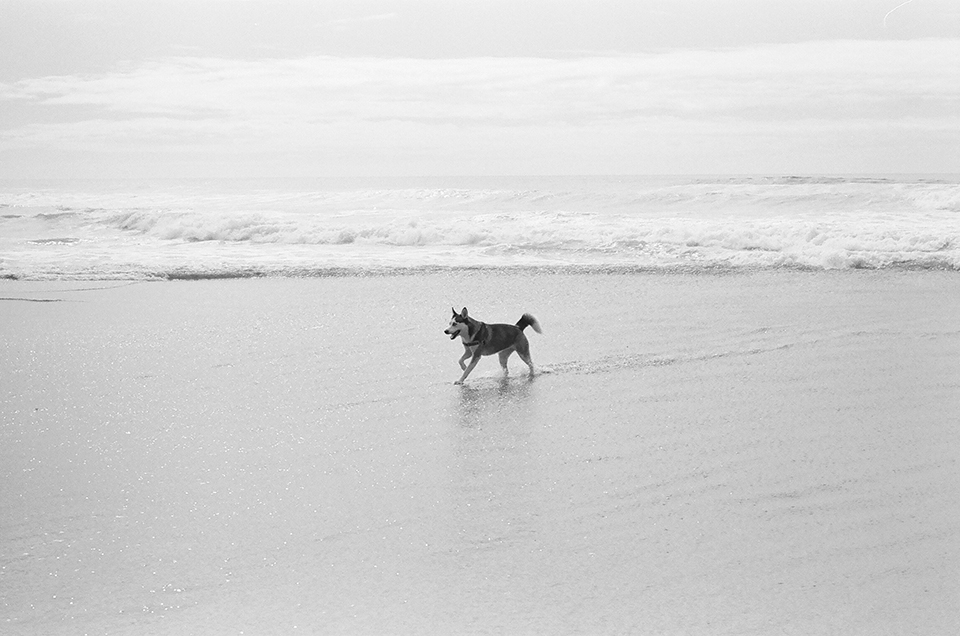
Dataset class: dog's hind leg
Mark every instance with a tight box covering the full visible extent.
[515,338,535,376]
[498,347,515,376]
[517,351,535,376]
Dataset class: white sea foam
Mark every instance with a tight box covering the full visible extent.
[1,175,958,279]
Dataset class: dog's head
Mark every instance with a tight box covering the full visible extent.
[444,307,472,340]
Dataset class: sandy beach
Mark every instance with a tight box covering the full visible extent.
[2,270,959,635]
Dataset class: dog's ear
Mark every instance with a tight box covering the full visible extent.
[460,307,468,318]
[451,307,457,316]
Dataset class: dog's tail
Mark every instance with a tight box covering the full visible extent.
[516,313,542,334]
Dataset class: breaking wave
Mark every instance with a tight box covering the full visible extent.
[2,175,958,279]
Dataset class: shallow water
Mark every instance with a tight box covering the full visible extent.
[2,271,959,634]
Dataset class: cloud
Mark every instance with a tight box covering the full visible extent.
[1,39,958,175]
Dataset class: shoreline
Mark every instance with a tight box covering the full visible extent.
[3,260,960,285]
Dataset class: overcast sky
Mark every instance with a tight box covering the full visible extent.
[1,0,958,178]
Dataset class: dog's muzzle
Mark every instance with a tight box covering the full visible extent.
[444,329,457,340]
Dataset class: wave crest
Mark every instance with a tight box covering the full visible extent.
[3,175,959,278]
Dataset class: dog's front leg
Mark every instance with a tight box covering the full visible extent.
[455,353,482,384]
[458,346,472,370]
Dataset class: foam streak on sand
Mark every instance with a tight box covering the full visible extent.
[1,175,959,279]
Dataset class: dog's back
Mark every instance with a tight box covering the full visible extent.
[482,314,541,353]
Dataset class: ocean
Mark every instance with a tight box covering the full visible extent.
[2,175,959,279]
[2,176,959,635]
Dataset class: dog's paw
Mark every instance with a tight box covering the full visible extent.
[459,363,467,370]
[453,380,463,385]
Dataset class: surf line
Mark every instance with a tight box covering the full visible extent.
[0,297,65,302]
[5,281,144,293]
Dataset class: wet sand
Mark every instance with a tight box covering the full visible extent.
[2,271,959,635]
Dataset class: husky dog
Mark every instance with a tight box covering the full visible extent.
[444,307,542,384]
